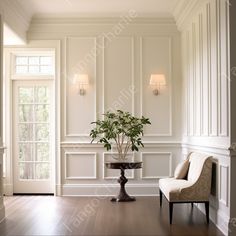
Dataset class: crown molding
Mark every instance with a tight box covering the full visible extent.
[30,16,176,25]
[173,0,206,31]
[0,0,31,43]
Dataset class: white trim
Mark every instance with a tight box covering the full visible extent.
[3,41,61,196]
[3,184,13,196]
[219,164,229,206]
[64,152,97,180]
[182,142,230,156]
[62,183,158,196]
[60,141,182,148]
[196,202,229,236]
[31,17,176,25]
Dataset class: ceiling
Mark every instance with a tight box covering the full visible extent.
[16,0,179,18]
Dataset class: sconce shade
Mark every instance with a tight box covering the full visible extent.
[74,74,89,85]
[74,74,89,95]
[149,74,166,85]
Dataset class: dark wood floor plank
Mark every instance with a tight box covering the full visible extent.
[0,196,223,236]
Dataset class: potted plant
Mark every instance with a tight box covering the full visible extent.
[90,110,151,161]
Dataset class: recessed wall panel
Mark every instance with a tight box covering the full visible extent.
[65,152,97,179]
[103,37,133,113]
[66,37,96,136]
[141,152,172,179]
[141,37,171,136]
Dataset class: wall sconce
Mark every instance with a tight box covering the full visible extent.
[74,74,89,95]
[149,74,166,95]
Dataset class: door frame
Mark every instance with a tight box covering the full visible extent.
[3,41,61,196]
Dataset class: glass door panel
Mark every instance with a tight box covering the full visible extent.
[13,81,53,193]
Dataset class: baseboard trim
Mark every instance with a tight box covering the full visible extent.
[196,203,229,235]
[62,184,158,196]
[3,184,13,196]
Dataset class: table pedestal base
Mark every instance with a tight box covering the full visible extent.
[111,169,136,202]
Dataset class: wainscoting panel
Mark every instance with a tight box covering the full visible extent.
[140,36,172,136]
[182,0,230,141]
[141,152,172,179]
[219,164,229,206]
[65,152,97,179]
[65,37,96,137]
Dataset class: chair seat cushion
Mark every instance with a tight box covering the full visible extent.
[159,178,193,202]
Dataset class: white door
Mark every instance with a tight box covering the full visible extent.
[13,81,53,194]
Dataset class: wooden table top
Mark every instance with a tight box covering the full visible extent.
[105,161,142,169]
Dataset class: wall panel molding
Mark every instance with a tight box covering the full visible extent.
[140,36,172,137]
[219,164,229,206]
[65,152,97,179]
[60,141,182,149]
[183,0,229,139]
[64,36,97,137]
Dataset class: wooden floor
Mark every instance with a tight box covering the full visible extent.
[0,196,223,236]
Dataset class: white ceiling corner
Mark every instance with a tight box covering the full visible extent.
[1,0,200,44]
[1,0,32,45]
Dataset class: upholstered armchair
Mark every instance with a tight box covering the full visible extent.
[159,152,213,224]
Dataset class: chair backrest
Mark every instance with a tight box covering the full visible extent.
[187,152,212,183]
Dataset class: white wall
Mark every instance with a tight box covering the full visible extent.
[26,16,182,196]
[0,0,31,44]
[0,14,5,222]
[179,0,231,234]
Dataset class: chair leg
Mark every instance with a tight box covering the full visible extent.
[191,202,194,208]
[169,202,173,224]
[159,190,163,207]
[205,202,209,224]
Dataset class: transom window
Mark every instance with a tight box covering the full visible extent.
[15,55,54,75]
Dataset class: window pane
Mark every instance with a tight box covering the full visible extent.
[19,87,34,103]
[36,124,49,141]
[35,87,49,103]
[16,65,28,74]
[40,65,52,74]
[19,163,34,179]
[19,105,34,122]
[36,143,49,161]
[29,56,39,65]
[16,56,28,65]
[29,65,40,74]
[40,56,52,65]
[35,105,49,122]
[19,124,34,141]
[19,143,34,161]
[35,163,50,179]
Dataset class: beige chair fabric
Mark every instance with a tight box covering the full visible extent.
[159,152,212,202]
[174,159,190,179]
